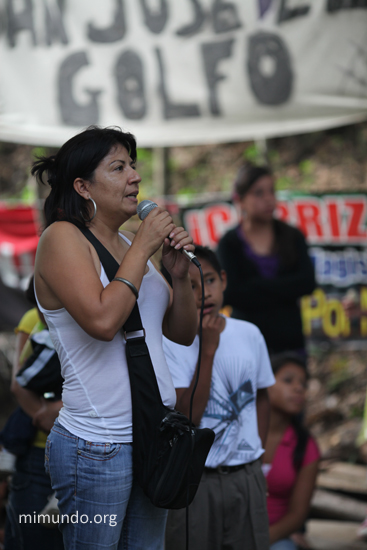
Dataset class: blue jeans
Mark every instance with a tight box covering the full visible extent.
[45,420,167,550]
[5,445,64,550]
[270,539,297,550]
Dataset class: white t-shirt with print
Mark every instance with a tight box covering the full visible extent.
[163,317,275,468]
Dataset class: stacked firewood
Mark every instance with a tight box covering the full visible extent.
[305,347,367,549]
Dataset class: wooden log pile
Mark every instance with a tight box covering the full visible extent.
[303,348,367,549]
[306,462,367,549]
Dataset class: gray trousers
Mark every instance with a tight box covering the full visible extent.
[165,458,269,550]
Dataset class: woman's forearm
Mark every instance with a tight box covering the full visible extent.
[10,380,43,417]
[176,350,215,425]
[270,460,319,544]
[163,274,197,345]
[269,511,306,544]
[256,389,270,449]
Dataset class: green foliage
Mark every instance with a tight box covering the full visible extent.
[275,176,295,190]
[331,135,344,148]
[298,159,314,187]
[31,146,47,160]
[221,174,234,192]
[185,164,209,185]
[1,122,366,201]
[243,143,262,164]
[137,148,151,162]
[176,187,197,199]
[349,404,364,419]
[136,148,154,196]
[20,184,37,203]
[268,149,280,164]
[299,159,314,175]
[327,357,350,393]
[167,156,180,172]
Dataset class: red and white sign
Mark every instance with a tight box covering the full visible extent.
[0,204,41,288]
[182,194,367,248]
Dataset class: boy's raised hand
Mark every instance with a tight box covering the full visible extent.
[201,315,225,357]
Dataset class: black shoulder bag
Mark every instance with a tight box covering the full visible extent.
[80,227,214,509]
[16,330,63,397]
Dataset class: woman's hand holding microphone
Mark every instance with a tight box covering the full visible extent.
[135,200,197,279]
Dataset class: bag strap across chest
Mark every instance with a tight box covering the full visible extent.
[78,226,142,333]
[78,226,165,412]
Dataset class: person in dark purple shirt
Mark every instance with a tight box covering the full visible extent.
[217,163,316,356]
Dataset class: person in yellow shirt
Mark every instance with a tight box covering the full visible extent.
[4,279,64,550]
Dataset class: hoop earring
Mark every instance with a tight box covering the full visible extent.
[81,197,97,222]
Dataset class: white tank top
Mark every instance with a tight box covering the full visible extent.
[36,233,176,443]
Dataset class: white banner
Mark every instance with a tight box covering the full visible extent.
[0,0,367,147]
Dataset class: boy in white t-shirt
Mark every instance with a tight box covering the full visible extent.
[163,245,275,550]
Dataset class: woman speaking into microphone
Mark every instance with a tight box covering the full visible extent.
[33,125,197,550]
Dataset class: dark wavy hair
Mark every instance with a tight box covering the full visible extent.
[160,244,223,288]
[191,244,222,276]
[31,126,137,228]
[271,352,310,470]
[233,162,272,199]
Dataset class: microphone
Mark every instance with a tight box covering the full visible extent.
[137,200,200,267]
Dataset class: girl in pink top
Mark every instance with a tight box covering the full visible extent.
[263,353,320,550]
